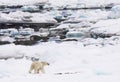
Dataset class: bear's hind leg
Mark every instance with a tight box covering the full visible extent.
[41,68,45,73]
[29,65,34,73]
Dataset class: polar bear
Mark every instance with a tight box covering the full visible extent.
[29,61,49,74]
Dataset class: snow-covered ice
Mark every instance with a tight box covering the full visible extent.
[0,0,120,82]
[0,0,48,5]
[0,11,57,23]
[0,41,120,82]
[0,0,120,7]
[91,18,120,35]
[48,0,120,8]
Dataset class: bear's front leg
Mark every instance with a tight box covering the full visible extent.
[37,69,40,74]
[34,68,37,74]
[34,68,40,74]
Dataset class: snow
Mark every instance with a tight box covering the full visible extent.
[0,11,57,23]
[48,0,120,8]
[0,41,120,82]
[0,0,120,82]
[64,10,108,23]
[48,0,78,7]
[91,18,120,35]
[108,5,120,19]
[0,0,120,7]
[0,36,15,42]
[0,0,120,8]
[0,0,48,5]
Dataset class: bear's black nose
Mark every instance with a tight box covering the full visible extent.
[47,63,50,65]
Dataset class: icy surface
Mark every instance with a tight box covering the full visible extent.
[0,0,120,82]
[0,41,120,82]
[0,11,57,23]
[0,0,48,5]
[91,18,120,35]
